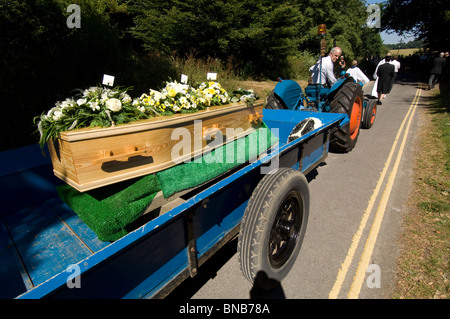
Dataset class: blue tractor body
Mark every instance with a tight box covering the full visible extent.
[273,76,354,112]
[267,75,377,152]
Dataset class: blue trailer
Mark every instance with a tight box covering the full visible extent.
[0,109,346,299]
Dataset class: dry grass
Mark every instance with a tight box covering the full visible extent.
[389,48,421,57]
[234,79,309,101]
[171,53,311,100]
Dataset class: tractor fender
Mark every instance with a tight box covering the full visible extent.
[273,79,304,110]
[328,76,356,99]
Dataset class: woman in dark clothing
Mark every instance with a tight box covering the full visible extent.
[376,55,395,105]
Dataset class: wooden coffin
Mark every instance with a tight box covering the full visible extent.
[47,100,264,192]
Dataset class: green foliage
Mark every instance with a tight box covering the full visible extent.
[128,0,385,77]
[1,0,388,150]
[129,0,301,79]
[294,0,381,60]
[359,27,386,58]
[0,0,174,150]
[1,0,131,150]
[382,0,450,51]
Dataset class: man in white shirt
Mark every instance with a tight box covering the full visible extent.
[391,56,401,73]
[309,47,342,86]
[346,60,370,85]
[390,55,401,90]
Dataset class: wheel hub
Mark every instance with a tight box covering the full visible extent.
[268,191,303,269]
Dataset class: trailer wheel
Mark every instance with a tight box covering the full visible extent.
[362,99,377,129]
[238,168,309,290]
[329,82,363,152]
[264,90,287,109]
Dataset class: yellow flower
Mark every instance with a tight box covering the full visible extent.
[168,88,177,97]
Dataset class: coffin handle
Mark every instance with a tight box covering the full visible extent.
[202,124,222,140]
[97,147,149,163]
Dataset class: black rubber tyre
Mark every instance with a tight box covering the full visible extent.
[329,82,363,152]
[238,168,309,290]
[264,90,287,109]
[362,99,377,129]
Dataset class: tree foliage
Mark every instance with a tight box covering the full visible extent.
[295,0,369,57]
[382,0,450,51]
[1,0,387,150]
[129,0,302,78]
[128,0,384,76]
[0,0,167,150]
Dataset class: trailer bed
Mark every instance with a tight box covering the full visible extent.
[0,110,346,299]
[0,150,110,298]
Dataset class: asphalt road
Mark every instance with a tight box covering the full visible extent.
[167,74,427,300]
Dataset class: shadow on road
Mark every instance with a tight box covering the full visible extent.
[166,238,287,299]
[249,271,286,299]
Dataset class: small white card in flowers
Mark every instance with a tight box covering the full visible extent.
[207,73,217,80]
[102,74,115,87]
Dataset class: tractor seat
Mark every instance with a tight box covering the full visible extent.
[304,84,330,99]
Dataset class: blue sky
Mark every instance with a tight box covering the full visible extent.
[365,0,416,44]
[381,30,415,45]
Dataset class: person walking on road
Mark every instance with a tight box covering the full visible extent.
[390,55,401,91]
[376,55,395,105]
[428,52,447,90]
[371,53,392,98]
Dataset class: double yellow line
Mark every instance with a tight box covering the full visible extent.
[329,88,422,299]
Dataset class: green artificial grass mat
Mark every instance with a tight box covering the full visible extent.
[57,174,161,241]
[157,123,277,198]
[57,124,278,242]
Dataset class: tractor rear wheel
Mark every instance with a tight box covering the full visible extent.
[329,82,363,152]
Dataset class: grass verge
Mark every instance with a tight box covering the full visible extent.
[392,86,449,299]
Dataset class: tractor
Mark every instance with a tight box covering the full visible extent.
[264,24,377,153]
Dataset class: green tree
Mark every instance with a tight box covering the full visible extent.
[359,26,385,58]
[292,0,376,61]
[0,0,139,150]
[128,0,301,78]
[382,0,450,51]
[222,0,301,78]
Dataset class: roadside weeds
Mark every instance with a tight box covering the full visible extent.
[393,86,449,299]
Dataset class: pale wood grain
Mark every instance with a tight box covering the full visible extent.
[48,101,264,192]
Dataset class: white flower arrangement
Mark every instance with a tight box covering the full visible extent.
[35,81,258,147]
[132,81,231,116]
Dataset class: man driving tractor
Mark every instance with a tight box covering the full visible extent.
[309,46,343,87]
